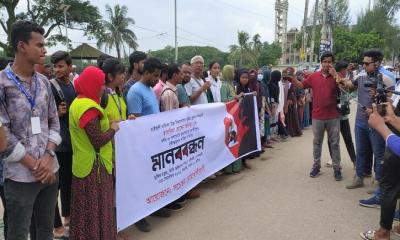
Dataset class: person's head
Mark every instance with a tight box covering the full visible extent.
[222,65,235,82]
[160,63,169,82]
[363,49,383,73]
[97,54,112,69]
[248,69,257,83]
[335,61,348,77]
[181,63,192,84]
[101,58,126,91]
[282,67,295,81]
[11,20,46,65]
[320,52,335,74]
[270,70,282,83]
[51,51,72,81]
[168,64,183,85]
[142,57,162,87]
[190,55,204,77]
[74,66,105,103]
[128,51,147,75]
[208,61,220,79]
[238,69,249,86]
[262,69,271,84]
[295,70,304,81]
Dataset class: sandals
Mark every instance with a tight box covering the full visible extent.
[359,230,375,240]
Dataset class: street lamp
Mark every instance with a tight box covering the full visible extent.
[58,4,71,49]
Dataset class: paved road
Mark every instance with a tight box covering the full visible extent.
[123,109,397,240]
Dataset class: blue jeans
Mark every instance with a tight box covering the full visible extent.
[355,125,385,181]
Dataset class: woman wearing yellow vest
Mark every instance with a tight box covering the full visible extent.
[69,66,120,240]
[100,57,132,240]
[100,58,127,121]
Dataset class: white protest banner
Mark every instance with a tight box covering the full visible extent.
[115,94,260,231]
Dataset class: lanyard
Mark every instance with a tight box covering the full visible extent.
[5,67,38,111]
[110,93,122,119]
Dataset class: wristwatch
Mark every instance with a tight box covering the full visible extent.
[45,149,56,158]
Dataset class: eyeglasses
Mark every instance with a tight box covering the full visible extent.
[363,62,374,66]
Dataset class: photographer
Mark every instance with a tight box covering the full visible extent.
[339,49,396,208]
[360,103,400,240]
[327,61,356,168]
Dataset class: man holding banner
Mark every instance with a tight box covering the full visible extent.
[126,57,171,232]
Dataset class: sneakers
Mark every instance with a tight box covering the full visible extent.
[135,218,151,232]
[309,167,320,178]
[359,196,380,208]
[346,176,364,189]
[165,203,184,211]
[334,170,343,181]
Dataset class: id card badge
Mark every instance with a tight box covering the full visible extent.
[31,117,41,135]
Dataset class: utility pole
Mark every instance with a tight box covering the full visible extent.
[174,0,178,64]
[302,0,309,63]
[320,0,333,57]
[310,0,319,63]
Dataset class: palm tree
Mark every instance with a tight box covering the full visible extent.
[249,33,262,68]
[229,31,250,68]
[97,4,138,59]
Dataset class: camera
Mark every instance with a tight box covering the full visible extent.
[364,72,387,116]
[340,104,350,115]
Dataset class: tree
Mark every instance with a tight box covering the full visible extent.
[332,0,350,26]
[0,0,103,56]
[333,27,384,62]
[97,4,138,59]
[257,41,282,66]
[229,31,250,68]
[148,45,229,67]
[249,33,262,68]
[355,6,400,64]
[376,0,400,18]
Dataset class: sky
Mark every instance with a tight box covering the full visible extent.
[3,0,395,55]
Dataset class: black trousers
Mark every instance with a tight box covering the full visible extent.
[328,119,356,163]
[379,147,400,230]
[54,152,72,228]
[0,185,7,239]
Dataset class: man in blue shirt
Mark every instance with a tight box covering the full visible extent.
[126,57,173,232]
[127,57,162,117]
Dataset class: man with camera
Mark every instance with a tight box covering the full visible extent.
[338,49,396,208]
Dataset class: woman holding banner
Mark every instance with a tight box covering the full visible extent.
[69,66,120,240]
[221,65,242,174]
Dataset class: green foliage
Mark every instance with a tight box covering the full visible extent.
[96,4,138,59]
[0,0,102,56]
[333,27,384,62]
[354,6,400,62]
[228,31,281,68]
[148,45,229,67]
[258,41,282,66]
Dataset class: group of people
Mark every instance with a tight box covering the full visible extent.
[0,20,399,240]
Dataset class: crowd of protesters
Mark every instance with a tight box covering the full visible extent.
[0,20,399,240]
